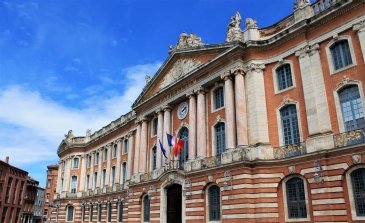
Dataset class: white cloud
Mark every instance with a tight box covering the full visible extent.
[0,62,161,166]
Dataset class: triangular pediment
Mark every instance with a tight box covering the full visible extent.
[133,44,233,108]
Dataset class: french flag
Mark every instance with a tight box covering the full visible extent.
[166,133,185,157]
[158,139,168,159]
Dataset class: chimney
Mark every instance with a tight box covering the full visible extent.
[5,156,9,163]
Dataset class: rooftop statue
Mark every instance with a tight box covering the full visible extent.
[294,0,310,9]
[226,11,243,42]
[169,32,203,53]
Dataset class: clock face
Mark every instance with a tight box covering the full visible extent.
[177,102,189,120]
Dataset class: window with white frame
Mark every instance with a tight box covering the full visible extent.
[70,176,77,194]
[104,149,108,161]
[213,87,224,110]
[330,40,353,70]
[151,147,157,170]
[111,166,116,185]
[143,195,150,222]
[124,139,129,153]
[286,177,307,219]
[66,205,74,222]
[113,144,118,158]
[73,158,79,169]
[122,163,126,185]
[215,122,226,155]
[208,185,221,221]
[280,105,300,145]
[339,85,365,131]
[276,64,293,91]
[152,118,158,136]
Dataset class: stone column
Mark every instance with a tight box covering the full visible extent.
[63,157,71,192]
[106,145,111,186]
[188,92,197,160]
[126,132,134,180]
[295,44,331,135]
[244,63,269,144]
[138,118,148,173]
[115,139,122,185]
[89,152,94,190]
[133,122,141,174]
[234,69,248,146]
[79,155,86,192]
[56,160,62,193]
[353,20,365,63]
[97,149,102,188]
[163,106,172,160]
[222,73,236,149]
[196,88,207,157]
[156,109,164,167]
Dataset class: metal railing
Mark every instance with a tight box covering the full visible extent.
[311,0,350,15]
[273,143,307,159]
[334,128,365,148]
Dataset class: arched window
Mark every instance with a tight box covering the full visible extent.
[339,85,365,131]
[107,202,112,222]
[73,158,79,169]
[111,166,116,185]
[118,200,123,222]
[280,105,300,145]
[102,169,106,188]
[143,195,150,222]
[178,127,189,163]
[151,147,157,170]
[276,64,293,90]
[351,168,365,216]
[66,205,74,222]
[122,163,127,185]
[330,40,353,70]
[286,177,307,219]
[208,185,221,221]
[70,176,77,194]
[214,87,224,109]
[215,123,226,155]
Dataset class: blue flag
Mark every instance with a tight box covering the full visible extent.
[159,139,168,159]
[166,133,175,147]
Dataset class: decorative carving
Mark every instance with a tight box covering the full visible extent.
[243,63,265,73]
[245,18,257,29]
[207,175,214,182]
[288,165,296,174]
[313,161,324,183]
[86,129,92,137]
[281,96,296,108]
[352,154,362,164]
[274,143,306,159]
[294,0,310,10]
[65,130,74,142]
[223,170,233,190]
[145,75,151,84]
[295,44,319,58]
[353,20,365,33]
[160,58,202,89]
[216,115,223,123]
[334,128,365,148]
[168,32,203,52]
[336,76,350,89]
[226,12,243,42]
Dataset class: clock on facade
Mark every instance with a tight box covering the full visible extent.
[177,102,189,120]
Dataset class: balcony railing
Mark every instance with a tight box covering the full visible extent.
[334,128,365,148]
[311,0,351,15]
[273,143,307,159]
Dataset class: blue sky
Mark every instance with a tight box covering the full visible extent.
[0,0,296,187]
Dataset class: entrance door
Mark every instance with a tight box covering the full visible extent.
[166,184,182,223]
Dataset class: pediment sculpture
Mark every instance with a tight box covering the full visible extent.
[160,58,202,89]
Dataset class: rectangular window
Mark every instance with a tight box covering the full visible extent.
[113,144,118,158]
[152,147,157,170]
[71,176,77,194]
[86,175,90,190]
[108,202,112,222]
[88,155,92,168]
[111,167,116,185]
[331,40,353,70]
[124,140,129,153]
[98,204,102,222]
[152,118,158,136]
[104,149,108,161]
[214,87,224,109]
[102,169,106,188]
[47,179,52,188]
[89,205,93,221]
[73,158,79,169]
[118,201,123,222]
[122,163,126,185]
[277,64,293,91]
[94,173,97,189]
[96,153,99,164]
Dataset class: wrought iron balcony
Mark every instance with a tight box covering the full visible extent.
[273,143,307,159]
[334,128,365,148]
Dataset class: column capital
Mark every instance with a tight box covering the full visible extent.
[163,105,172,112]
[195,86,207,95]
[295,44,310,58]
[155,107,164,115]
[353,20,365,33]
[128,130,135,137]
[243,63,265,73]
[186,90,195,98]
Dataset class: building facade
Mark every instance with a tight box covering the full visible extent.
[22,178,40,223]
[43,165,59,223]
[52,0,365,222]
[34,187,45,223]
[0,157,28,223]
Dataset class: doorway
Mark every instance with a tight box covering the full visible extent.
[166,184,182,223]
